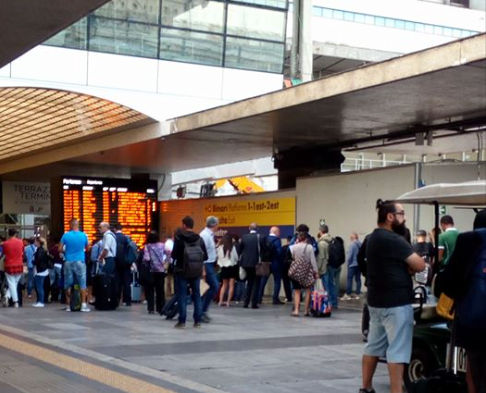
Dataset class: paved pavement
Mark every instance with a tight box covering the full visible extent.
[0,298,392,393]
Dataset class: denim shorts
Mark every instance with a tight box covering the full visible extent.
[63,261,87,290]
[364,304,414,364]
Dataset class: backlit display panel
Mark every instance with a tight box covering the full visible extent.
[61,177,157,248]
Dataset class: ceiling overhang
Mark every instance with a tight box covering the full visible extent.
[0,0,110,68]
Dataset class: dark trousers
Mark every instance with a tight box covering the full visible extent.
[176,274,202,324]
[282,264,293,301]
[258,261,282,303]
[118,266,132,305]
[102,257,116,275]
[144,272,166,313]
[244,267,262,308]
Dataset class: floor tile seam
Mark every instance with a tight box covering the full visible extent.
[0,324,231,393]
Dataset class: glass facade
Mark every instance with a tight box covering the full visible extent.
[303,5,480,38]
[44,0,288,73]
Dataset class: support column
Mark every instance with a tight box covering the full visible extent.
[290,0,313,82]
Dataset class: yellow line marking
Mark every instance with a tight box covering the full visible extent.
[0,333,177,393]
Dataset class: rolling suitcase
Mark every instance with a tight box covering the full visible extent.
[161,294,178,320]
[94,273,119,311]
[410,318,467,393]
[310,281,332,318]
[131,271,142,303]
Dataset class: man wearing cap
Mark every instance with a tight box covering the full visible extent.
[200,216,219,323]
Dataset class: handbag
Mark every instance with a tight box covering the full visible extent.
[138,246,154,285]
[436,292,455,321]
[256,261,271,277]
[239,266,247,281]
[288,244,315,288]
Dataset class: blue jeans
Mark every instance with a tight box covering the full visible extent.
[202,262,219,313]
[176,274,202,324]
[35,275,46,304]
[258,261,282,303]
[346,266,361,295]
[234,280,246,301]
[64,261,87,290]
[28,267,35,296]
[322,266,341,308]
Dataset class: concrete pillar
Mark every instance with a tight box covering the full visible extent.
[290,0,313,82]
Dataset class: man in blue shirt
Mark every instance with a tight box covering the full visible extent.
[200,216,219,323]
[341,232,362,301]
[24,237,37,299]
[60,218,89,312]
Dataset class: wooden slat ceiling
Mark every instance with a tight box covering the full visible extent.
[0,87,154,161]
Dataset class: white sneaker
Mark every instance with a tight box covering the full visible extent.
[340,295,352,301]
[65,307,71,312]
[33,303,45,308]
[81,304,90,313]
[353,295,361,300]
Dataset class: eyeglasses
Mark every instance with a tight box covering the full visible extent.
[393,211,406,216]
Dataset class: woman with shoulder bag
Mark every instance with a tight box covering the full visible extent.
[142,231,169,315]
[32,237,50,308]
[289,230,318,317]
[217,234,239,307]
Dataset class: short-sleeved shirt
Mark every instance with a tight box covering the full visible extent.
[366,228,415,308]
[438,228,460,267]
[61,230,88,262]
[413,242,434,264]
[102,231,117,258]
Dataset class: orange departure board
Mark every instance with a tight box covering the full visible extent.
[62,177,157,248]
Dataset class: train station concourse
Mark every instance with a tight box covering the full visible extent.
[0,2,486,393]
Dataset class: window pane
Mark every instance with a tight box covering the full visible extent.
[225,37,284,73]
[355,14,366,24]
[161,0,224,33]
[227,5,286,41]
[160,28,223,66]
[405,21,414,31]
[333,10,344,20]
[425,24,434,34]
[385,18,394,28]
[375,16,385,26]
[231,0,287,9]
[415,23,424,32]
[322,8,333,18]
[452,29,462,38]
[44,18,88,49]
[94,0,160,24]
[312,7,322,17]
[89,17,158,58]
[365,15,374,25]
[395,20,405,29]
[443,27,453,36]
[344,12,354,21]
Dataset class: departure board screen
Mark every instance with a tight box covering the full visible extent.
[61,177,157,248]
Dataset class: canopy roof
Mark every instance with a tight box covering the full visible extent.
[397,180,486,206]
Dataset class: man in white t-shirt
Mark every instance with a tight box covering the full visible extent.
[97,222,117,275]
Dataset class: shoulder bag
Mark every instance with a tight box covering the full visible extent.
[288,244,315,288]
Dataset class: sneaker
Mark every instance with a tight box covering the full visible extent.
[201,314,211,323]
[273,300,285,305]
[359,389,375,393]
[65,307,71,312]
[353,295,361,300]
[13,302,19,308]
[340,295,352,301]
[80,304,90,313]
[33,303,45,308]
[174,322,186,329]
[194,323,202,328]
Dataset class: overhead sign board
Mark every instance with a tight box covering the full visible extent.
[2,181,51,215]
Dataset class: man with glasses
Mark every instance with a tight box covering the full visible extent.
[360,200,425,393]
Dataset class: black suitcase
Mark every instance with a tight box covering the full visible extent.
[94,273,119,311]
[410,318,467,393]
[161,294,178,320]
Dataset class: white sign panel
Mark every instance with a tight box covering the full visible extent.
[2,181,51,215]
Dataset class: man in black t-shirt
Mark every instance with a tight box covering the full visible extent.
[360,200,425,393]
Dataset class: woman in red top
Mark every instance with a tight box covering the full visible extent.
[2,229,24,308]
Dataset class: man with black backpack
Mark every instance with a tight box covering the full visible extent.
[114,223,138,307]
[320,225,345,309]
[172,216,208,329]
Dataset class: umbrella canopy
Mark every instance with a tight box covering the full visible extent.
[397,180,486,206]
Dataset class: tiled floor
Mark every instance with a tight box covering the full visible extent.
[0,299,391,393]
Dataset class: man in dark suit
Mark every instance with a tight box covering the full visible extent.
[239,223,262,309]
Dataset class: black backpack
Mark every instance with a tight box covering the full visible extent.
[183,239,205,279]
[260,236,275,262]
[328,237,346,268]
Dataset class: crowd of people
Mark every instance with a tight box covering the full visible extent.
[0,204,485,393]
